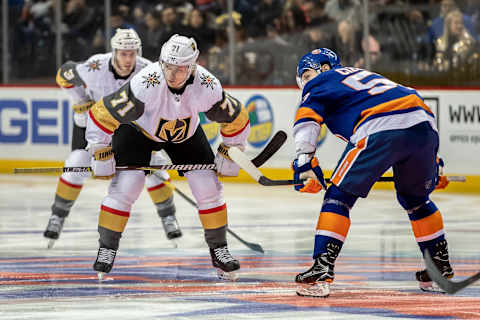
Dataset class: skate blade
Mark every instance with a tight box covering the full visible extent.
[296,282,330,298]
[419,281,446,293]
[216,268,238,281]
[47,239,56,249]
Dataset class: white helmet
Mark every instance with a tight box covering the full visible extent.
[111,28,142,56]
[160,34,199,67]
[160,34,199,88]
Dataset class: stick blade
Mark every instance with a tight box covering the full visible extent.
[424,250,480,294]
[251,130,287,167]
[227,228,264,254]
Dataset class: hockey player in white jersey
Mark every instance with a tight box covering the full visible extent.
[44,29,182,249]
[86,34,250,281]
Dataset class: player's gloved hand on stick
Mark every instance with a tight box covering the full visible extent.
[90,144,115,180]
[292,153,327,193]
[435,156,449,190]
[215,143,242,177]
[72,101,94,128]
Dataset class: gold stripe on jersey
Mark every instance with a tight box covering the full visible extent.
[56,68,75,89]
[90,99,121,133]
[56,177,82,201]
[72,101,95,114]
[220,107,249,137]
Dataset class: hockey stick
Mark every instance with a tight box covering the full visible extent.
[155,131,288,253]
[228,147,466,186]
[13,131,288,175]
[13,164,216,174]
[424,250,480,294]
[161,179,264,253]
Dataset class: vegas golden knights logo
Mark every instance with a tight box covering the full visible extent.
[155,118,191,142]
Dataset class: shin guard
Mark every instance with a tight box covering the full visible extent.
[185,170,227,248]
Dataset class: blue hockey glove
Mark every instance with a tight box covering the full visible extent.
[292,154,327,193]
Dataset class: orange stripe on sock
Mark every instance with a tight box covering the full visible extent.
[98,205,129,232]
[410,210,444,239]
[331,137,367,185]
[56,177,82,201]
[199,204,227,229]
[316,211,351,238]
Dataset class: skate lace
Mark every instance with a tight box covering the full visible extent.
[162,215,178,232]
[47,215,64,232]
[213,247,234,264]
[97,248,116,264]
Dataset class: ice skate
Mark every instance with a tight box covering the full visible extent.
[295,243,339,297]
[416,240,453,293]
[296,281,331,298]
[161,215,182,242]
[93,247,117,281]
[210,245,240,281]
[43,214,65,249]
[295,256,334,298]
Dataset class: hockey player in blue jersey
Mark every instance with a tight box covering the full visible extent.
[291,48,453,297]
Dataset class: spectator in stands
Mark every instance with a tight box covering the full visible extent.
[324,0,362,28]
[63,0,98,60]
[429,0,478,42]
[91,7,136,54]
[332,19,363,66]
[142,10,163,61]
[14,0,56,77]
[158,6,185,47]
[302,0,331,27]
[247,0,283,38]
[278,4,308,36]
[206,29,229,83]
[182,9,216,57]
[433,9,479,76]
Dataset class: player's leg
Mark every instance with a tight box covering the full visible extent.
[393,122,453,292]
[165,126,239,281]
[44,124,90,248]
[94,170,145,279]
[93,124,151,279]
[297,133,396,297]
[146,152,181,241]
[295,185,357,297]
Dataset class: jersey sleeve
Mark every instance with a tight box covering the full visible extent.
[88,82,145,136]
[294,89,325,127]
[293,89,325,156]
[56,61,91,104]
[205,90,250,146]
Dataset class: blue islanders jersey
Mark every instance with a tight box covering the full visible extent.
[294,67,436,144]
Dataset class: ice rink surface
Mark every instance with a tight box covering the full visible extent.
[1,174,479,319]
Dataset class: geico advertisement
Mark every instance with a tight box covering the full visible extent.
[1,87,479,173]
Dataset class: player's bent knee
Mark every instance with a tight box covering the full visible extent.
[325,185,358,208]
[396,193,429,210]
[184,170,224,208]
[103,171,146,210]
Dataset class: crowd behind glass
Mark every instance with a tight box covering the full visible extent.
[4,0,480,86]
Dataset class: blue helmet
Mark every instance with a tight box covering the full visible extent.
[296,48,341,88]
